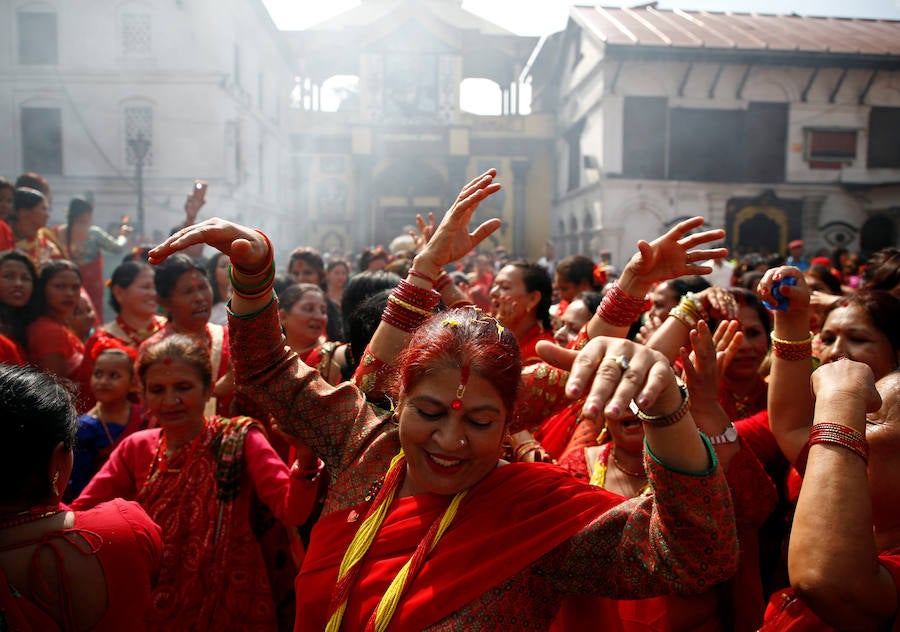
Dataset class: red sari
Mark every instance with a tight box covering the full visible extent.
[518,322,555,365]
[72,418,319,631]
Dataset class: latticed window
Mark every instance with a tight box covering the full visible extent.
[122,14,151,56]
[125,106,153,165]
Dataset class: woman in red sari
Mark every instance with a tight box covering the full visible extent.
[72,334,321,630]
[490,260,554,364]
[26,260,85,380]
[151,169,740,631]
[279,282,342,385]
[0,363,160,631]
[0,250,38,365]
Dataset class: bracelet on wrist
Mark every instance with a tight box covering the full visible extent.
[596,282,649,327]
[771,331,813,361]
[231,230,274,276]
[808,422,868,464]
[668,306,697,330]
[407,268,436,286]
[636,377,691,427]
[435,271,453,292]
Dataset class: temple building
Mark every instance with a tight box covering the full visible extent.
[284,0,554,258]
[533,6,900,265]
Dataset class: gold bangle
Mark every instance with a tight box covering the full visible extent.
[636,377,691,427]
[388,294,433,317]
[770,331,813,346]
[668,308,695,329]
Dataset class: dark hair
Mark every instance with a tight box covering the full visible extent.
[830,246,849,271]
[272,273,295,297]
[13,187,46,213]
[153,253,208,300]
[573,290,604,314]
[0,176,11,192]
[806,264,842,295]
[108,260,153,313]
[863,247,900,293]
[15,172,50,196]
[137,334,212,391]
[347,288,393,377]
[34,260,82,316]
[729,287,772,336]
[279,283,325,313]
[287,247,325,285]
[825,290,900,356]
[737,270,766,292]
[508,261,553,330]
[555,255,596,288]
[669,275,711,298]
[394,308,522,422]
[66,196,93,255]
[0,364,77,503]
[206,252,229,304]
[358,246,390,272]
[326,258,350,275]
[341,270,401,327]
[0,250,39,348]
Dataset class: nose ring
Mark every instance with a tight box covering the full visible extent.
[458,438,467,447]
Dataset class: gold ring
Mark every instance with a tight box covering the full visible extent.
[612,355,629,372]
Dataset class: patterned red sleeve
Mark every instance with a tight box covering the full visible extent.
[228,299,397,503]
[540,441,739,598]
[511,362,571,433]
[351,346,395,402]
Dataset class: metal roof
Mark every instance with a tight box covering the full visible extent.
[571,5,900,56]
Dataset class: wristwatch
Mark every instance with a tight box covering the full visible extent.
[707,423,739,445]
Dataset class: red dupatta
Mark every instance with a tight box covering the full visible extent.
[295,462,622,631]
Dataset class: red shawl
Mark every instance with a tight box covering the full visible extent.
[295,462,621,631]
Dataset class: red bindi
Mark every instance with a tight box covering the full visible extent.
[450,399,463,410]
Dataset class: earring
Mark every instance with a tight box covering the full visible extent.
[50,471,60,497]
[390,411,399,425]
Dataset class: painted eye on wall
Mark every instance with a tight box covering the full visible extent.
[818,220,858,247]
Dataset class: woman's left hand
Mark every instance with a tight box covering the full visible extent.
[537,337,680,423]
[622,217,727,290]
[413,170,502,277]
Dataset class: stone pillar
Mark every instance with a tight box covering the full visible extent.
[511,159,531,257]
[446,157,468,211]
[352,156,374,252]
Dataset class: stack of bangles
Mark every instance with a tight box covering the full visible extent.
[808,422,868,464]
[596,283,650,327]
[770,331,813,361]
[383,278,441,332]
[513,440,541,461]
[229,231,275,300]
[668,293,703,329]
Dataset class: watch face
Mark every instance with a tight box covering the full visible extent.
[710,426,739,444]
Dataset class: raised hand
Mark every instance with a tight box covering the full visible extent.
[757,266,810,320]
[409,213,436,252]
[413,170,502,277]
[148,217,269,272]
[624,217,726,288]
[710,319,743,377]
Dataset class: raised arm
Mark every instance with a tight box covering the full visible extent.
[789,360,895,628]
[587,217,726,339]
[758,266,814,462]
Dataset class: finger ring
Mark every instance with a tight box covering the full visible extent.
[612,355,629,372]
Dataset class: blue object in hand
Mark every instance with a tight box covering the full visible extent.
[762,276,797,311]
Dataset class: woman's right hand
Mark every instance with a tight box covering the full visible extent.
[757,266,810,319]
[148,218,270,271]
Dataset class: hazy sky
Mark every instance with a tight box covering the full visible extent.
[263,0,900,34]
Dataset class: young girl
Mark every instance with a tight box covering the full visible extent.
[69,341,147,499]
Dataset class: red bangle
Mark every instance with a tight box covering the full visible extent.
[435,271,453,292]
[232,231,274,276]
[596,283,649,327]
[809,422,868,464]
[407,268,436,286]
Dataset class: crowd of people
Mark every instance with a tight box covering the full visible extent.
[0,166,898,630]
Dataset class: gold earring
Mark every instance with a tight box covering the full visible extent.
[50,471,60,497]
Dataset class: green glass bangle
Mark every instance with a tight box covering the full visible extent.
[229,263,275,293]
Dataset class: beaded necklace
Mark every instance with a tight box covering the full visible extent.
[589,444,651,497]
[114,314,164,347]
[0,504,64,530]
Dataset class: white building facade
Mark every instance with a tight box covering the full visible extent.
[536,7,900,266]
[0,0,294,247]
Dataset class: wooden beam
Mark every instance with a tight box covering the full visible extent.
[736,64,753,100]
[708,63,724,99]
[859,69,879,105]
[678,62,693,97]
[800,67,820,102]
[830,67,849,104]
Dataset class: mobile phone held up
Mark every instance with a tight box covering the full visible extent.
[191,180,208,204]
